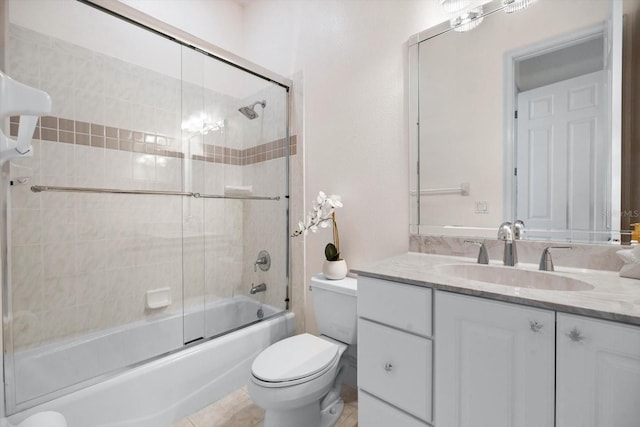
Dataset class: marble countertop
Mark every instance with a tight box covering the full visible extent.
[351,252,640,326]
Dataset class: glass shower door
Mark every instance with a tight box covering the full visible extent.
[3,0,290,414]
[4,1,187,412]
[186,48,290,342]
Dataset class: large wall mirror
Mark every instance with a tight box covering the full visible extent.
[409,0,639,244]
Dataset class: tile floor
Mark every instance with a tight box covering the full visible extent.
[173,385,358,427]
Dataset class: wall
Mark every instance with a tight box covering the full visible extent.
[118,0,244,56]
[240,0,446,331]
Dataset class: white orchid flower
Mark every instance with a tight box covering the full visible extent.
[291,191,343,240]
[327,195,342,208]
[317,191,327,204]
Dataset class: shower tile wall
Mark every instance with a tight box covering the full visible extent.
[238,84,290,311]
[7,24,292,350]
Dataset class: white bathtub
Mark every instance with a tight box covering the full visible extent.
[6,297,294,427]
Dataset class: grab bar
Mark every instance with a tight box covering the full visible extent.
[30,185,280,201]
[410,182,469,196]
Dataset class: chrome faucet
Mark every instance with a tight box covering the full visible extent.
[250,283,267,294]
[513,219,525,240]
[497,221,524,266]
[465,240,489,264]
[539,246,571,271]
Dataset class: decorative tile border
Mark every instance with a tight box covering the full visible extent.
[9,116,296,166]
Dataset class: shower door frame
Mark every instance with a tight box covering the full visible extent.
[1,0,292,414]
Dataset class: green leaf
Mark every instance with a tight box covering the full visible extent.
[324,243,340,261]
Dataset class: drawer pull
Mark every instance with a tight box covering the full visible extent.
[384,362,393,373]
[529,320,543,333]
[567,328,584,342]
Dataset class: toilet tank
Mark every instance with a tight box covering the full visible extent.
[310,274,357,344]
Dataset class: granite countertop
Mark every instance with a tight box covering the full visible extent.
[351,252,640,326]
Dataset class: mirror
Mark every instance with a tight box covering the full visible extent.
[409,0,636,243]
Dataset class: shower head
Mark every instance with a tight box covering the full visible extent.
[238,100,266,120]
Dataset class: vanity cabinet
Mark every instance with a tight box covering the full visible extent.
[357,276,432,426]
[358,276,640,427]
[556,313,640,427]
[434,291,555,427]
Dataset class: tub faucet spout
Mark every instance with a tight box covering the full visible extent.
[250,283,267,294]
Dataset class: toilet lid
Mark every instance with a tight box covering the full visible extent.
[252,333,339,383]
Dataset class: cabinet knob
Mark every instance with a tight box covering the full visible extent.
[567,328,584,342]
[529,320,543,333]
[384,362,393,373]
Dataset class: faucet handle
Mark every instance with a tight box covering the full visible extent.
[253,250,271,272]
[539,246,571,271]
[465,240,489,265]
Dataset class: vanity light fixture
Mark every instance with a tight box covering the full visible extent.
[502,0,536,13]
[439,0,472,14]
[450,6,484,32]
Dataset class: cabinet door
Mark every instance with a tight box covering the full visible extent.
[557,313,640,427]
[435,291,555,427]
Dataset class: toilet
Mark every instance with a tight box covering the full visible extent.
[248,274,357,427]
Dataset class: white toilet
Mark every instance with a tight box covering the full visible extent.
[248,274,357,427]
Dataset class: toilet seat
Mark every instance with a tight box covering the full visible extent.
[251,334,340,388]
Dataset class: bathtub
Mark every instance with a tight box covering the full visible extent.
[6,296,294,427]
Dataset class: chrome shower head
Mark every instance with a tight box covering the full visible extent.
[238,100,266,120]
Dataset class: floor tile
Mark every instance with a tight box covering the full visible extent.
[172,384,357,427]
[172,419,195,427]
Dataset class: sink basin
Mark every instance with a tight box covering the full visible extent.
[436,264,594,291]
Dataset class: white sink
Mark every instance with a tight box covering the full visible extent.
[436,264,594,291]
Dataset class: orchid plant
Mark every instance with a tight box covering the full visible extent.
[292,191,343,261]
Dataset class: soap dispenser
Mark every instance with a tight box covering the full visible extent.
[631,223,640,245]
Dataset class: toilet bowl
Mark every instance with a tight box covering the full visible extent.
[248,275,357,427]
[8,411,67,427]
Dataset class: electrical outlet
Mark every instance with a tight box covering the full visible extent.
[475,201,489,214]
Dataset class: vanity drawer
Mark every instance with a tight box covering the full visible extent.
[358,318,432,422]
[359,390,428,427]
[358,276,432,336]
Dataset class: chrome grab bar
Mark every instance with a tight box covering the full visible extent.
[31,185,191,197]
[30,185,280,201]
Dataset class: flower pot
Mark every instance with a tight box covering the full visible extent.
[322,259,348,280]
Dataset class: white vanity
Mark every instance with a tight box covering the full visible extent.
[354,253,640,427]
